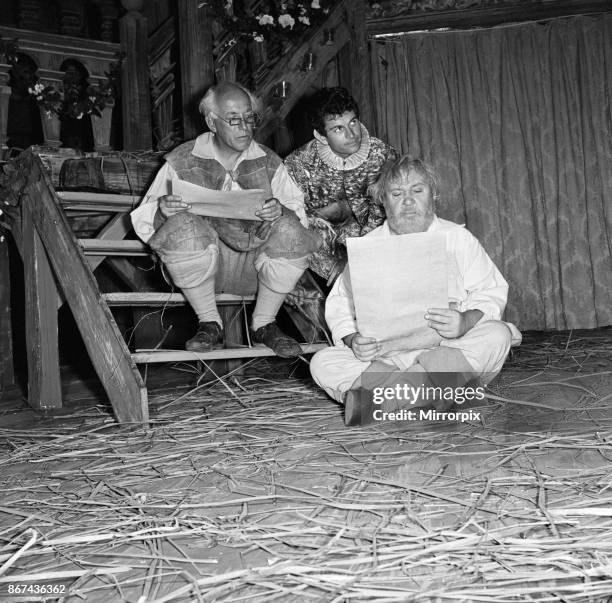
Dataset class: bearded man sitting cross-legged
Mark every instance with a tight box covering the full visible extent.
[310,156,521,425]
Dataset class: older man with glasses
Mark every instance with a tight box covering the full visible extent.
[131,82,319,356]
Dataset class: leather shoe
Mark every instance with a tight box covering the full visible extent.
[251,321,302,358]
[344,388,376,427]
[185,321,223,352]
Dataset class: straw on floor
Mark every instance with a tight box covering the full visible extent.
[1,329,611,602]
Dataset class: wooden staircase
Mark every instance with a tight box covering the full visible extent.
[3,150,327,424]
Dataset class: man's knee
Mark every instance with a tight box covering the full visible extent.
[310,347,334,383]
[475,320,513,352]
[150,212,218,254]
[265,215,320,258]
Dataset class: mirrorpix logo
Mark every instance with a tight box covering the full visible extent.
[370,384,485,422]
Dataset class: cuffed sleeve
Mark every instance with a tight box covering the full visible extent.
[456,231,508,322]
[325,267,359,346]
[130,163,177,243]
[271,163,307,227]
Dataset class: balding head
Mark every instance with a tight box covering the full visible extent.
[198,82,260,118]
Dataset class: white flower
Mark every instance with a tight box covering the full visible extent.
[311,0,320,8]
[278,13,295,28]
[257,14,274,25]
[298,15,310,24]
[253,33,264,42]
[29,83,45,95]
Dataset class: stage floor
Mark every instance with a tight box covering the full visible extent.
[1,328,611,601]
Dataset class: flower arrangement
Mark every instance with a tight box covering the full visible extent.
[207,0,338,43]
[28,73,118,120]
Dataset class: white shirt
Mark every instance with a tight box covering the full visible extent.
[131,133,307,243]
[326,216,515,346]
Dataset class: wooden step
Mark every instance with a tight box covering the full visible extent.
[103,292,256,307]
[58,191,142,212]
[131,343,327,364]
[79,239,149,255]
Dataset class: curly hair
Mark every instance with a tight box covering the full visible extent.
[369,155,440,205]
[306,87,360,135]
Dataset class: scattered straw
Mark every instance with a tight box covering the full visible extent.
[0,330,611,601]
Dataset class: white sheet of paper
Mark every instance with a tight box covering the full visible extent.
[172,179,265,221]
[346,231,448,340]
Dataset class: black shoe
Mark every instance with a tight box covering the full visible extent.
[251,321,302,358]
[185,321,223,352]
[344,388,376,427]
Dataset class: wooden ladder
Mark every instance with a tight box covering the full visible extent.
[6,151,326,424]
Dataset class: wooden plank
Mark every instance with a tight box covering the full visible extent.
[132,343,328,364]
[79,239,149,255]
[367,0,612,34]
[20,152,148,424]
[0,226,14,388]
[86,213,134,272]
[177,0,214,140]
[57,192,142,209]
[21,198,62,410]
[103,292,256,306]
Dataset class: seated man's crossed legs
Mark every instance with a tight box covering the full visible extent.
[148,211,318,357]
[311,320,514,426]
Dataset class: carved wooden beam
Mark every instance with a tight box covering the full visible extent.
[346,0,373,135]
[177,0,214,140]
[368,0,612,34]
[120,0,153,150]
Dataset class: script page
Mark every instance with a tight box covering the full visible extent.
[172,179,266,221]
[346,231,448,340]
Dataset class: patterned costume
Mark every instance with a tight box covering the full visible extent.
[285,125,397,280]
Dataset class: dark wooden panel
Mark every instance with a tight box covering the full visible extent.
[0,226,13,389]
[21,199,62,409]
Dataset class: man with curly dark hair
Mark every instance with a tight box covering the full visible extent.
[285,87,397,284]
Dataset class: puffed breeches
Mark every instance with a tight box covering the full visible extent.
[148,212,318,295]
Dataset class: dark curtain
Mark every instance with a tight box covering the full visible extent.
[370,15,612,331]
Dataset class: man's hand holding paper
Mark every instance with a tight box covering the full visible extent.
[346,231,449,343]
[171,179,267,221]
[158,194,191,218]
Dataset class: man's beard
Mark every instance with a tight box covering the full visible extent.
[388,208,434,235]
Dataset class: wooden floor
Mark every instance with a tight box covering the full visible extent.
[1,329,612,602]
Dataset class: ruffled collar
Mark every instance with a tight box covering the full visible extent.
[315,124,371,171]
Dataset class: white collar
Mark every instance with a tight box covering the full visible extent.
[191,132,266,166]
[315,124,371,171]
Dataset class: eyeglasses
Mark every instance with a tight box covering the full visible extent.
[213,112,261,127]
